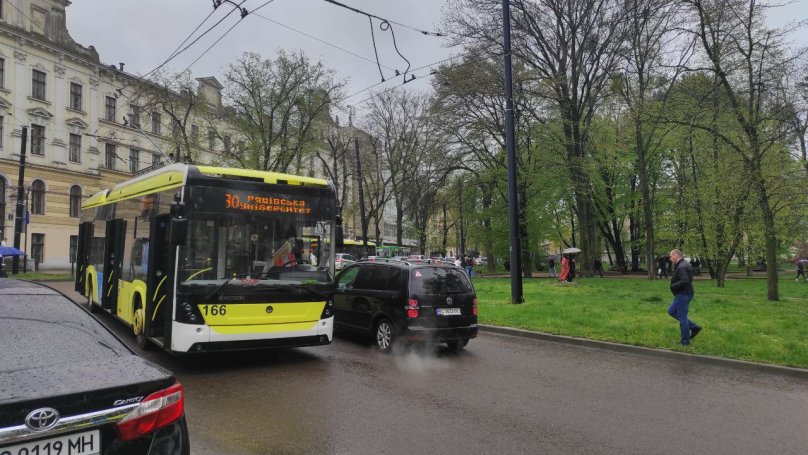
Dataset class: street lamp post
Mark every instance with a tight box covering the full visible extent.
[502,0,524,303]
[12,127,28,275]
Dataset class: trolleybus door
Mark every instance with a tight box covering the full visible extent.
[145,214,173,344]
[75,222,93,293]
[102,219,126,313]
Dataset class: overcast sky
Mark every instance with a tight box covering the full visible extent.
[65,0,807,116]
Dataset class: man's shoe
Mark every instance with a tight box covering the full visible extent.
[680,341,690,346]
[690,326,702,340]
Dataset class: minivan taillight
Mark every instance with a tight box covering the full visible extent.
[116,382,184,441]
[473,297,478,316]
[406,298,419,318]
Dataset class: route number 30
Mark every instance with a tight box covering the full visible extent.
[202,304,227,316]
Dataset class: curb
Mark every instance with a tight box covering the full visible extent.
[479,324,808,380]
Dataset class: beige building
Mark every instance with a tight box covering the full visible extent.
[0,0,226,269]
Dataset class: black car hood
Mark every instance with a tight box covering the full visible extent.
[0,281,174,428]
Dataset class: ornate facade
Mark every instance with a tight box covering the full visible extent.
[0,0,223,269]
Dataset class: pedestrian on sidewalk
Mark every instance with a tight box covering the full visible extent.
[558,254,570,282]
[795,259,806,281]
[548,256,557,278]
[594,258,604,277]
[667,249,701,346]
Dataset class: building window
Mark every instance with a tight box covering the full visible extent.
[129,148,140,174]
[31,233,44,264]
[105,96,116,122]
[69,133,81,163]
[105,143,116,170]
[69,185,81,218]
[30,179,45,215]
[0,115,3,149]
[151,112,161,135]
[30,124,45,156]
[208,129,215,150]
[191,124,199,145]
[69,82,82,111]
[152,152,161,168]
[0,58,5,89]
[32,70,46,100]
[223,135,231,153]
[128,104,140,129]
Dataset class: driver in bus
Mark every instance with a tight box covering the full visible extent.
[272,237,298,267]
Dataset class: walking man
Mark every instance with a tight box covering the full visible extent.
[548,256,557,278]
[667,249,702,345]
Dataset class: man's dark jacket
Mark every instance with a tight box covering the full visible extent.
[670,260,694,296]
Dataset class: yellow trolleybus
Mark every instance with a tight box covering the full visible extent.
[75,164,340,353]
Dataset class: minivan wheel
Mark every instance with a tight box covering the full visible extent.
[375,319,394,353]
[446,338,469,352]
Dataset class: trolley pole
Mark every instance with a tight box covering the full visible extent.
[12,127,28,275]
[354,137,368,250]
[502,0,524,303]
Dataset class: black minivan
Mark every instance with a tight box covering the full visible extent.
[334,261,478,352]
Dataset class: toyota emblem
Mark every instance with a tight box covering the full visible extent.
[266,305,274,314]
[25,408,59,431]
[446,297,453,305]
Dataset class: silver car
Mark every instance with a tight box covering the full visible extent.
[335,253,358,270]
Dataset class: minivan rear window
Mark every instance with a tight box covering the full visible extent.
[410,267,472,295]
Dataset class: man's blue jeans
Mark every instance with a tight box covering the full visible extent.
[668,293,697,344]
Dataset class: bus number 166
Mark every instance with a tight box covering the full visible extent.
[202,304,227,316]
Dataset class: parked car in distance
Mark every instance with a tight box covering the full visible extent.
[333,261,478,353]
[0,280,190,455]
[407,255,428,263]
[335,253,358,270]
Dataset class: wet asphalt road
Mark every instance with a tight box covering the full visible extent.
[46,281,808,455]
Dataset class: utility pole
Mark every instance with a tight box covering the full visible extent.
[354,137,368,250]
[502,0,524,303]
[12,127,28,274]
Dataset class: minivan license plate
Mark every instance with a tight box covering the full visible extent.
[2,430,100,455]
[437,308,461,316]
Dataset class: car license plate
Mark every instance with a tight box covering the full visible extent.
[2,430,100,455]
[437,308,461,316]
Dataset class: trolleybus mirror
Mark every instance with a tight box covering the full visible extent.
[170,218,188,245]
[336,225,344,248]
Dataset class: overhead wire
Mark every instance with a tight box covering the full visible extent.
[320,0,445,37]
[250,11,397,72]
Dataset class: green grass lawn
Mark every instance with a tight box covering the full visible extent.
[5,272,75,282]
[473,277,808,369]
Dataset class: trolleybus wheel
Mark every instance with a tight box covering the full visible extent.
[133,299,150,350]
[86,284,97,313]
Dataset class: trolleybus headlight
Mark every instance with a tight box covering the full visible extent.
[320,300,334,318]
[176,301,204,324]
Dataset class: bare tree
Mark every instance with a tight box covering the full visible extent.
[618,0,692,278]
[221,51,344,172]
[447,0,629,276]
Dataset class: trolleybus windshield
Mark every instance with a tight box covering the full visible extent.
[179,185,334,291]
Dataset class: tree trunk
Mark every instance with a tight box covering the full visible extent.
[636,119,656,279]
[751,164,779,301]
[518,182,532,278]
